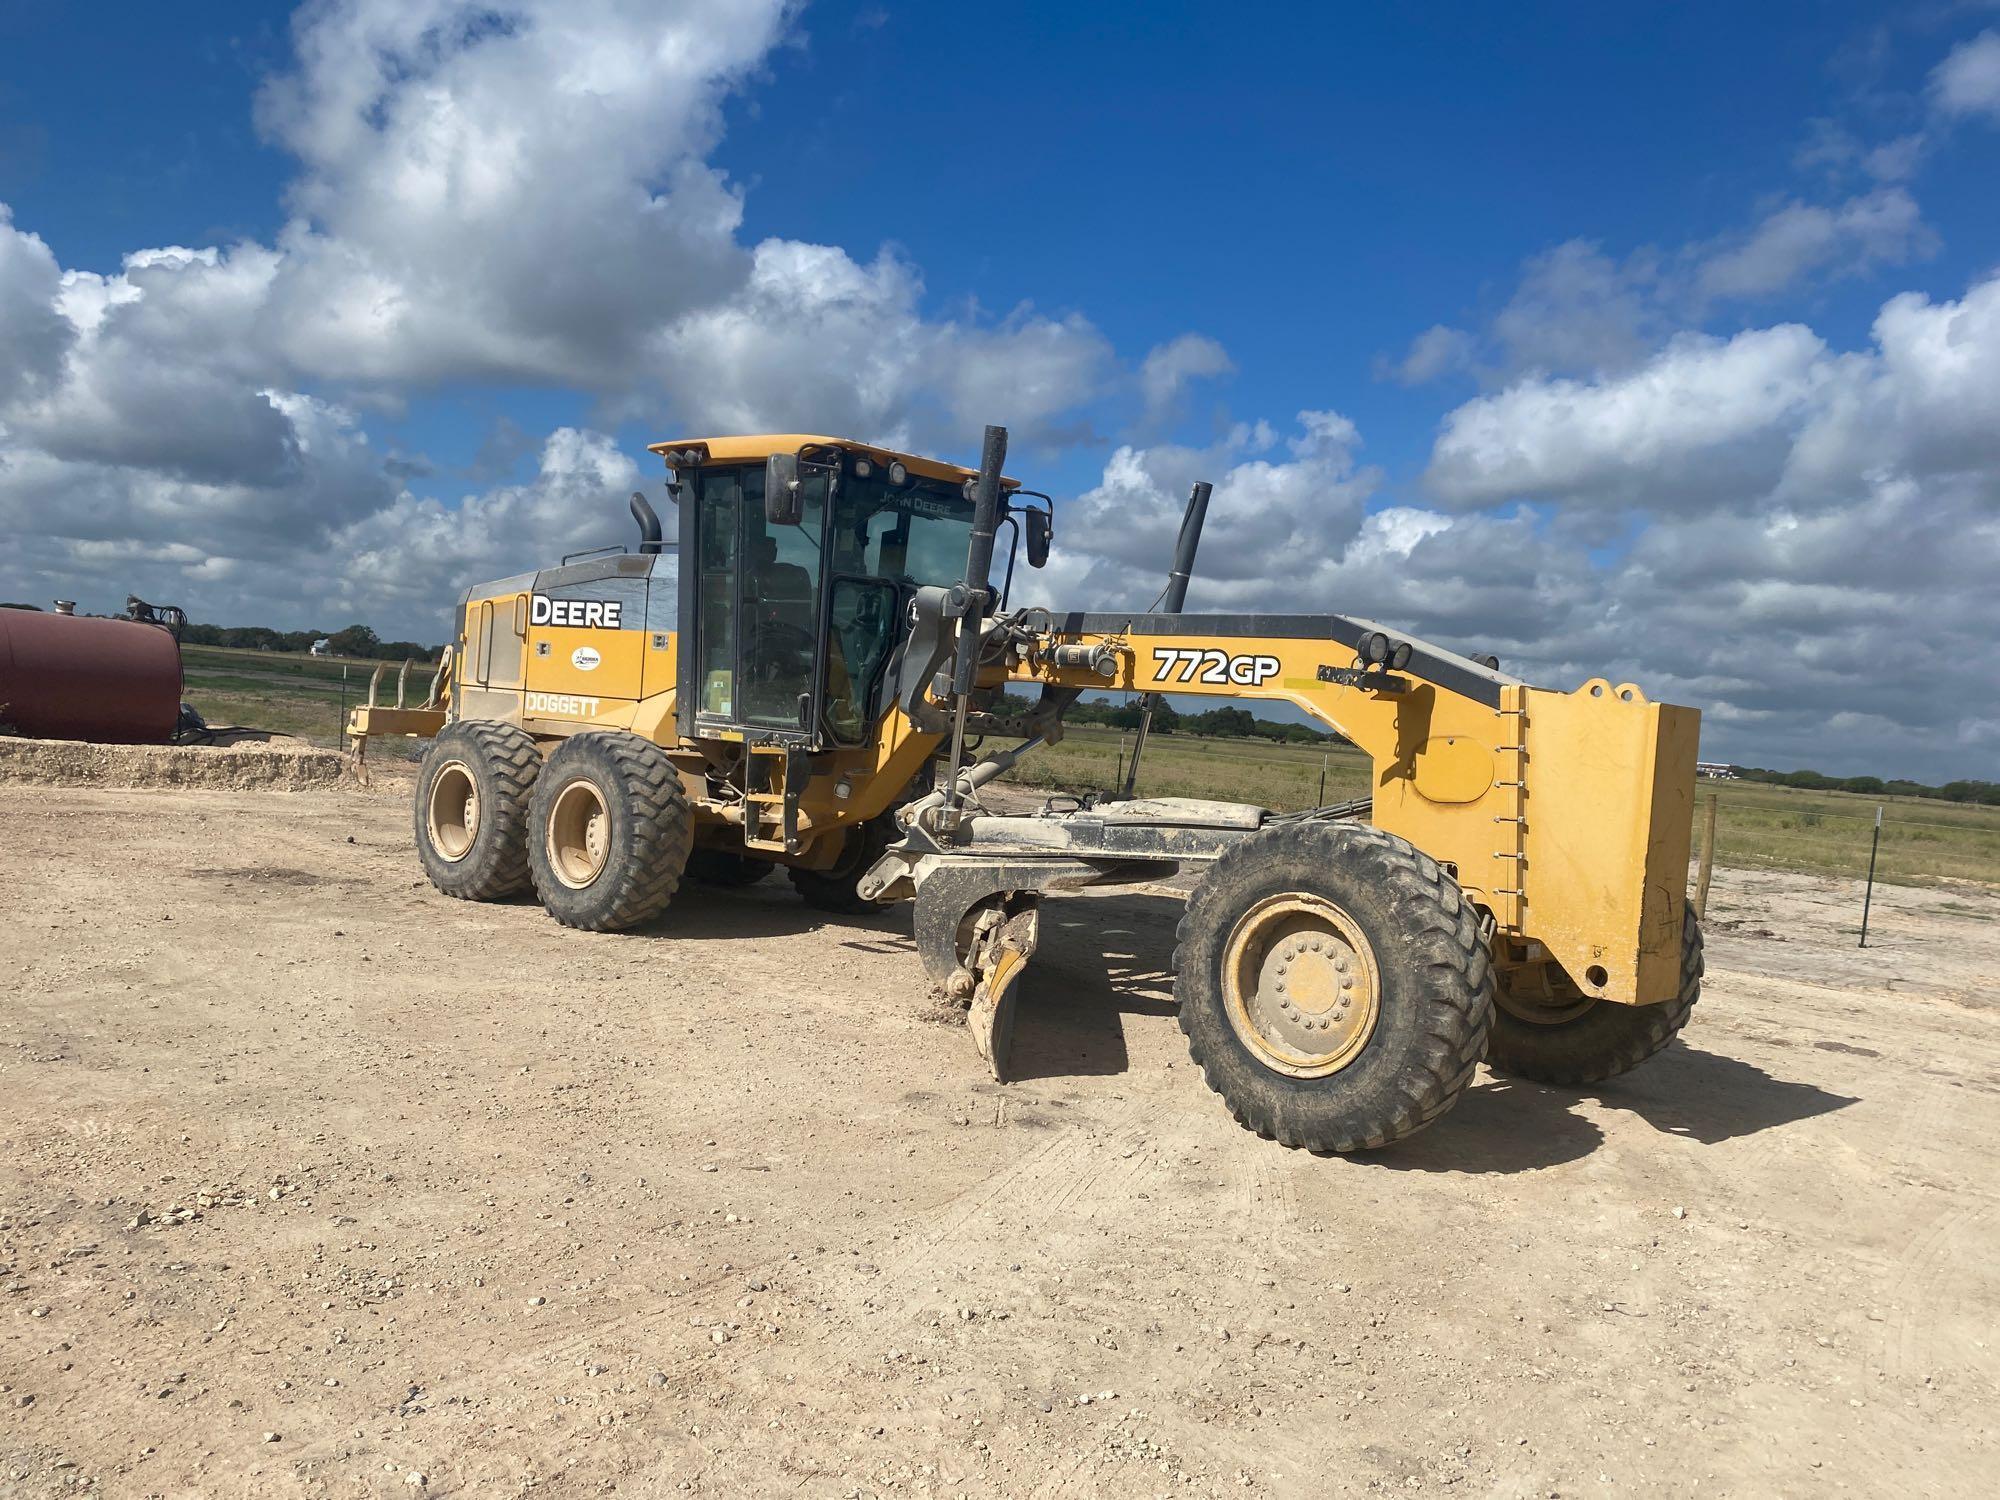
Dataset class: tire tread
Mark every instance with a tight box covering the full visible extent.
[528,732,693,932]
[415,720,541,901]
[1484,908,1703,1085]
[1175,821,1494,1154]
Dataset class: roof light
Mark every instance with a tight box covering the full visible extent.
[888,461,908,486]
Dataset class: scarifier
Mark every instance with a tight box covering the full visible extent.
[350,426,1702,1153]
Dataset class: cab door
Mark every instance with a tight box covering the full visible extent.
[679,463,832,744]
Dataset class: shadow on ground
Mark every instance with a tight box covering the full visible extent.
[627,882,1862,1172]
[1002,899,1180,1082]
[1372,1047,1860,1173]
[980,891,1863,1170]
[565,881,923,947]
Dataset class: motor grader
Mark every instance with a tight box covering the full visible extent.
[349,425,1701,1154]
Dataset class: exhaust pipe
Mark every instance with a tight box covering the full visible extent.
[629,491,664,555]
[1121,480,1213,798]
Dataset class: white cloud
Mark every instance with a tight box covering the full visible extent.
[1932,29,2000,121]
[649,241,1111,445]
[1692,187,1933,303]
[1861,133,1928,181]
[0,0,1119,637]
[1425,323,1831,508]
[2,3,1995,779]
[1494,241,1666,375]
[237,0,1114,430]
[1430,271,2000,517]
[1037,413,1379,609]
[1403,187,1937,390]
[249,0,782,387]
[1383,324,1477,386]
[0,208,72,406]
[326,427,642,626]
[1398,271,2000,777]
[1138,333,1235,426]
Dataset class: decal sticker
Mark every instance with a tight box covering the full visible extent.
[527,692,601,717]
[571,646,601,671]
[1149,647,1281,688]
[1316,665,1409,692]
[530,595,622,629]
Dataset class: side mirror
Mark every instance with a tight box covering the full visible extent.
[1024,507,1052,568]
[765,452,803,527]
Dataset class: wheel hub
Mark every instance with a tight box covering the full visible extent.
[547,779,612,889]
[1270,932,1359,1028]
[1223,894,1381,1078]
[427,761,479,863]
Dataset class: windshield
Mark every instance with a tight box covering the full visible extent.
[829,469,975,588]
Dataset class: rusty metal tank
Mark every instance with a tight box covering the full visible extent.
[0,609,184,744]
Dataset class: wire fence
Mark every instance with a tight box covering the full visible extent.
[1691,787,1998,945]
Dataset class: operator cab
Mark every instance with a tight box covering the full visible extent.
[650,436,1051,751]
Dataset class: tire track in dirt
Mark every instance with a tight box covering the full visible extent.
[1874,1203,2000,1389]
[759,1099,1164,1390]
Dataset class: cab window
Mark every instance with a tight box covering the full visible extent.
[830,471,976,588]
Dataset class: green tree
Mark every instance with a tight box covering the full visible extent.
[327,624,380,658]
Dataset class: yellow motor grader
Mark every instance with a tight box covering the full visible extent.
[350,425,1701,1153]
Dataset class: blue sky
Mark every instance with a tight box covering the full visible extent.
[1,1,1997,777]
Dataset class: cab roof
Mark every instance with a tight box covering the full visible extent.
[646,434,1017,490]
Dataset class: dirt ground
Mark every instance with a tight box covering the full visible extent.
[2,775,1996,1499]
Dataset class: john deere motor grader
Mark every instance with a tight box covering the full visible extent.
[350,425,1701,1153]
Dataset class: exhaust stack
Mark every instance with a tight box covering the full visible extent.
[629,492,665,555]
[1121,480,1213,798]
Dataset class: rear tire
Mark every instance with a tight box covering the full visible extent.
[527,732,692,932]
[414,720,541,900]
[1485,907,1703,1085]
[1175,821,1494,1153]
[685,848,775,888]
[789,814,897,915]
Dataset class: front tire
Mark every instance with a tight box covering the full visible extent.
[1485,907,1703,1085]
[527,732,692,932]
[1175,821,1494,1153]
[414,720,541,901]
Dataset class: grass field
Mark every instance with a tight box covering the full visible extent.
[172,657,1998,887]
[181,643,438,745]
[1002,723,1376,809]
[998,724,2000,888]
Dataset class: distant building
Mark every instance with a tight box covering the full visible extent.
[1696,761,1738,780]
[310,638,333,657]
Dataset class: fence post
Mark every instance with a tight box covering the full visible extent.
[1318,755,1328,807]
[1695,792,1718,920]
[336,664,349,748]
[1859,805,1883,948]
